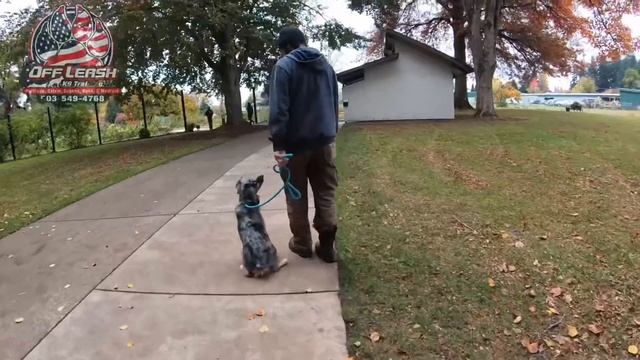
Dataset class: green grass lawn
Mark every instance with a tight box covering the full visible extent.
[336,109,640,359]
[0,126,258,238]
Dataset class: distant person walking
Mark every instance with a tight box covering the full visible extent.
[246,102,254,124]
[205,107,214,130]
[268,26,340,263]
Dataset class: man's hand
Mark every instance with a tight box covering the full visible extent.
[274,150,289,168]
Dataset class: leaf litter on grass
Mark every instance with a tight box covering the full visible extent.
[336,113,640,359]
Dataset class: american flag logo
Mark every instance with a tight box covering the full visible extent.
[30,5,113,67]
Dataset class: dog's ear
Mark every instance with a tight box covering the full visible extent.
[256,175,264,190]
[236,178,242,193]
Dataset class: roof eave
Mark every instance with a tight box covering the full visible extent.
[336,53,400,84]
[384,30,474,74]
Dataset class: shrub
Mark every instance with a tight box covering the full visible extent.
[54,105,93,149]
[11,106,51,158]
[148,115,176,136]
[104,123,139,142]
[138,127,151,139]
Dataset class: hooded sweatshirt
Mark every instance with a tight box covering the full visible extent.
[268,47,339,152]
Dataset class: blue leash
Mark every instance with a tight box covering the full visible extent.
[244,153,302,209]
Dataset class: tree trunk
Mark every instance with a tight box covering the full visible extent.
[475,68,495,116]
[216,25,246,127]
[465,0,501,117]
[451,0,472,110]
[220,61,244,126]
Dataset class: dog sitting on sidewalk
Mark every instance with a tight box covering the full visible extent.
[235,175,288,278]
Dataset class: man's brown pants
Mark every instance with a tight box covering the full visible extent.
[282,143,338,246]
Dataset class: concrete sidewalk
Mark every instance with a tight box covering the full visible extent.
[3,134,347,359]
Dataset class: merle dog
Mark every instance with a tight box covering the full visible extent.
[235,175,287,278]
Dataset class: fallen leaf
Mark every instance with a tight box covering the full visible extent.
[539,235,548,240]
[508,265,516,272]
[588,324,602,335]
[66,237,73,241]
[629,345,639,355]
[563,294,573,304]
[259,325,269,333]
[14,317,24,323]
[369,331,381,343]
[514,241,525,248]
[8,254,14,259]
[57,306,64,312]
[513,315,523,324]
[488,278,496,288]
[127,341,135,348]
[247,314,256,320]
[553,335,571,345]
[595,304,605,312]
[64,284,71,289]
[544,339,557,348]
[120,325,129,330]
[567,325,579,338]
[634,318,640,326]
[547,307,559,315]
[503,329,511,336]
[372,309,382,315]
[498,263,508,272]
[412,324,421,329]
[113,285,119,290]
[501,232,510,240]
[529,305,537,313]
[550,287,563,297]
[533,259,540,266]
[520,338,539,354]
[305,288,312,293]
[528,289,537,298]
[49,263,56,268]
[353,341,362,348]
[570,212,579,217]
[127,283,134,289]
[256,308,266,317]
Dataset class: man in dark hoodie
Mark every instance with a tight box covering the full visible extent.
[269,26,339,263]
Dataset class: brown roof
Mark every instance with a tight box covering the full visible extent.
[336,30,473,85]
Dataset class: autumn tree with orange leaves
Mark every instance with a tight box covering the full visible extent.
[350,0,640,117]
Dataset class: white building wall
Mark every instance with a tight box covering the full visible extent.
[342,42,455,121]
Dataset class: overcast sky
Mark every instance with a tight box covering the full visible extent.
[4,0,640,97]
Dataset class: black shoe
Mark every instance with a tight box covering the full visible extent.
[289,237,313,258]
[315,229,337,263]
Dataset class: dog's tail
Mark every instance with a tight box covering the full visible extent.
[277,258,288,270]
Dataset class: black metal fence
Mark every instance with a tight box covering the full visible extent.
[0,91,243,162]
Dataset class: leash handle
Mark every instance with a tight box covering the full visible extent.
[243,153,301,209]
